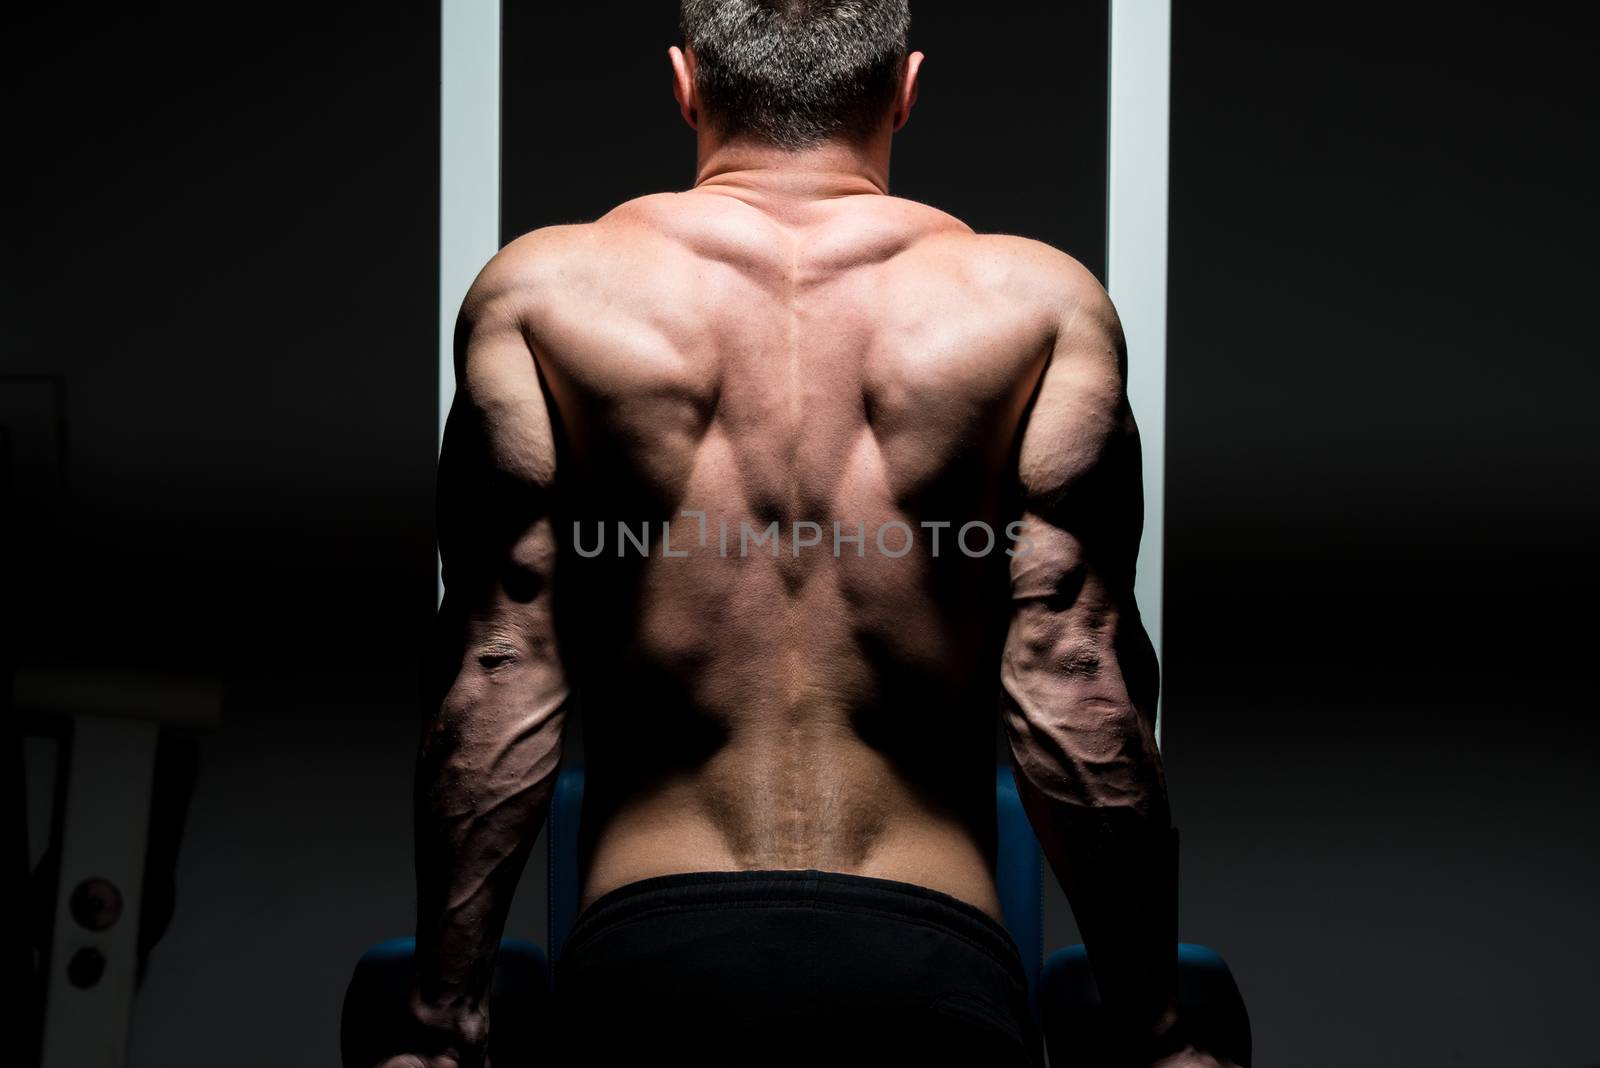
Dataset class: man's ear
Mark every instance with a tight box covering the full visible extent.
[892,51,924,132]
[669,45,699,130]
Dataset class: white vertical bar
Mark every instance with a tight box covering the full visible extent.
[1107,0,1171,746]
[439,0,502,601]
[39,716,158,1068]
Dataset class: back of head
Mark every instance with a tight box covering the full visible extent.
[679,0,912,150]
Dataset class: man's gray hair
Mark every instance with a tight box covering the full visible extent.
[679,0,912,150]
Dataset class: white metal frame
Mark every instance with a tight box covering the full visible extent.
[437,0,1171,731]
[439,0,501,602]
[39,715,158,1068]
[24,669,221,1068]
[1107,0,1172,745]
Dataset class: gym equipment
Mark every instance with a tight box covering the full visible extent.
[1043,943,1252,1066]
[18,667,219,1068]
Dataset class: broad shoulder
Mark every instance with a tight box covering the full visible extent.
[457,223,596,327]
[920,231,1112,323]
[890,227,1121,376]
[464,194,723,310]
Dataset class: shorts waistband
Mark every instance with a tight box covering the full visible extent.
[562,868,1029,984]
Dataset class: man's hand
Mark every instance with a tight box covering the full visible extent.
[371,999,486,1068]
[1151,1047,1242,1068]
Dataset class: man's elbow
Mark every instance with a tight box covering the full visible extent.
[1003,695,1165,815]
[425,664,565,766]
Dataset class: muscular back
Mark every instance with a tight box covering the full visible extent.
[440,181,1140,921]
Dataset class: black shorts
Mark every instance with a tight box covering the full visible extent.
[550,868,1044,1066]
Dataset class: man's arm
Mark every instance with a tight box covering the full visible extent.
[397,247,571,1068]
[1002,269,1219,1067]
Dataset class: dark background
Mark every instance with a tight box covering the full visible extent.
[7,2,1597,1065]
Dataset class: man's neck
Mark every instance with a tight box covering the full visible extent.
[692,133,892,202]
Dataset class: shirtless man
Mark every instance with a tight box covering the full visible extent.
[391,3,1230,1066]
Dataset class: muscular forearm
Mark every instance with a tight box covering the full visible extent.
[1010,749,1182,1059]
[409,652,568,1061]
[1003,657,1182,1061]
